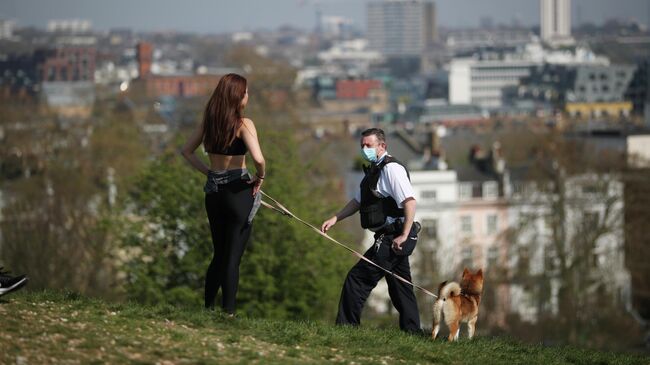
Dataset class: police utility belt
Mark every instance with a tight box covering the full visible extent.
[370,218,421,257]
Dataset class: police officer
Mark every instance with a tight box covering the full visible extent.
[321,128,421,333]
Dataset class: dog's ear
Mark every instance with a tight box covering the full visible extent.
[476,268,483,276]
[463,267,470,277]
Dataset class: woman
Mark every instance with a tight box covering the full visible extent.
[181,73,266,315]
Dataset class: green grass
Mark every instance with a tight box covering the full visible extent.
[1,290,648,364]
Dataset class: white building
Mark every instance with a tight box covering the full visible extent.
[540,0,573,46]
[446,28,537,52]
[47,19,92,33]
[321,16,355,40]
[317,39,383,74]
[450,57,536,108]
[504,172,629,323]
[0,19,15,40]
[367,0,437,57]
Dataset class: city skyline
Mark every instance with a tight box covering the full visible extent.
[0,0,648,34]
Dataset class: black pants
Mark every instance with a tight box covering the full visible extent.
[204,179,254,313]
[336,231,421,333]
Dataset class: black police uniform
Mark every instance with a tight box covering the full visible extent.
[335,156,421,333]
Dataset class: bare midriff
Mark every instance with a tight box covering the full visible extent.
[208,153,246,172]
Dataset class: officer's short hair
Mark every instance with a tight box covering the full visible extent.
[361,128,386,143]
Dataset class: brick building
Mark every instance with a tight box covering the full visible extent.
[36,46,96,82]
[335,79,382,100]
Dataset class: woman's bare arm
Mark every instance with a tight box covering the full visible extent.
[181,122,210,176]
[240,118,266,178]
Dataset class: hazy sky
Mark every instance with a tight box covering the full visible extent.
[1,0,649,34]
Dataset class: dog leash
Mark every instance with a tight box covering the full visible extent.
[259,191,438,299]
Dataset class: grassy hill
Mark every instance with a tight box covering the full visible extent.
[1,291,647,364]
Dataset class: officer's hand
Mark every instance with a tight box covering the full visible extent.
[392,234,407,252]
[321,216,338,233]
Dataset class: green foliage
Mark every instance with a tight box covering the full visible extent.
[116,153,209,307]
[0,106,146,296]
[117,130,351,320]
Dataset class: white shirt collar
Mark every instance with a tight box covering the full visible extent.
[375,151,389,164]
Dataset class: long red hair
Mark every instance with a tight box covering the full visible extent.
[202,73,247,153]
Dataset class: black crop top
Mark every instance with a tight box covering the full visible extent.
[206,137,248,156]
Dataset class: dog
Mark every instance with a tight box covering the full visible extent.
[432,268,484,341]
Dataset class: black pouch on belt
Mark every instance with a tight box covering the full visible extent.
[387,221,421,256]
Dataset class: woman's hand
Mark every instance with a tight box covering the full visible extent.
[247,175,263,196]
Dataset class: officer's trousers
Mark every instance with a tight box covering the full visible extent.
[335,233,421,333]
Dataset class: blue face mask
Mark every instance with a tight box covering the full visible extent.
[361,147,378,162]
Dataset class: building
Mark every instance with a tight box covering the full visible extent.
[320,16,355,40]
[47,19,92,34]
[418,99,487,125]
[449,43,609,109]
[336,79,382,100]
[565,64,636,118]
[446,28,536,53]
[130,42,223,99]
[36,46,96,82]
[449,56,536,109]
[540,0,573,46]
[624,134,650,331]
[624,60,649,117]
[317,39,382,74]
[307,85,390,134]
[0,42,98,115]
[136,42,153,79]
[366,0,437,57]
[0,54,40,99]
[0,19,15,40]
[503,63,637,118]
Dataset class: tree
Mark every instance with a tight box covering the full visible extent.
[0,101,147,297]
[503,131,639,348]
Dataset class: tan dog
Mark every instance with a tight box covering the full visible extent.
[432,268,484,341]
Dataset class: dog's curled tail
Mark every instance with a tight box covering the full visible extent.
[433,280,461,334]
[439,281,461,300]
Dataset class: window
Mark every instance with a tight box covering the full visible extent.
[459,184,472,200]
[421,218,438,240]
[544,245,557,272]
[518,246,530,274]
[472,183,483,198]
[582,183,605,195]
[420,190,437,201]
[487,246,499,267]
[48,66,56,81]
[484,182,498,199]
[487,214,498,235]
[513,182,525,196]
[460,215,473,234]
[461,246,474,268]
